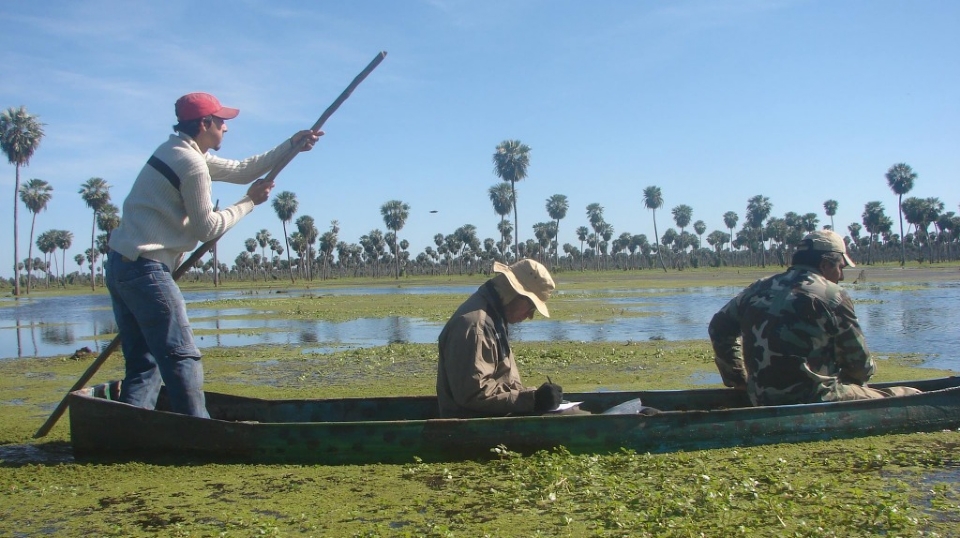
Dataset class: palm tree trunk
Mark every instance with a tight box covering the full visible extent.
[25,214,37,294]
[554,219,561,270]
[50,249,59,288]
[511,182,519,261]
[13,164,21,297]
[498,215,505,262]
[759,229,766,268]
[282,222,294,284]
[90,212,97,291]
[898,195,906,266]
[653,212,667,272]
[212,243,219,287]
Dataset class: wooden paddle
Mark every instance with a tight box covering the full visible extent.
[33,51,388,438]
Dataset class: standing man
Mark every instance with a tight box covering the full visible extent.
[709,230,920,406]
[437,259,563,418]
[107,92,321,417]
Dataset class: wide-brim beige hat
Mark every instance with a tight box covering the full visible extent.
[493,259,555,317]
[798,229,856,268]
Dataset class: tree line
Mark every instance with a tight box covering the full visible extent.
[4,107,958,291]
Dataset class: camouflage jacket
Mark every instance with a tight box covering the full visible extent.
[708,265,874,406]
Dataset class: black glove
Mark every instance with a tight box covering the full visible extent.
[534,382,563,413]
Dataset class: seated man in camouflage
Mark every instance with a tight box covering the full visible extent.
[708,230,920,406]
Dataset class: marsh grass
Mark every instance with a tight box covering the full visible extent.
[2,267,960,536]
[192,291,669,326]
[2,340,959,537]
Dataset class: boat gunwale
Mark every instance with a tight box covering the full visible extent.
[67,376,960,426]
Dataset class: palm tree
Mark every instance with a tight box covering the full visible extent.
[454,224,478,274]
[488,183,513,258]
[586,203,605,269]
[287,232,305,277]
[95,232,111,277]
[84,247,99,283]
[74,253,85,280]
[598,221,614,270]
[495,221,513,260]
[671,205,693,264]
[746,195,772,267]
[268,237,282,273]
[317,221,339,280]
[1,106,45,296]
[18,178,52,293]
[642,186,667,272]
[722,211,739,252]
[885,163,917,266]
[492,139,531,258]
[380,200,410,279]
[861,201,890,265]
[693,220,706,260]
[36,230,56,288]
[903,197,944,263]
[545,194,568,268]
[707,230,729,253]
[55,230,73,287]
[255,228,271,281]
[271,191,298,283]
[235,251,252,279]
[96,203,120,243]
[671,205,692,234]
[531,222,552,263]
[847,222,862,250]
[934,209,955,262]
[295,215,318,280]
[78,177,110,290]
[576,226,589,270]
[361,228,385,277]
[93,202,120,281]
[823,199,838,231]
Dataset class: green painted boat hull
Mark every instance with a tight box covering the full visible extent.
[68,377,960,464]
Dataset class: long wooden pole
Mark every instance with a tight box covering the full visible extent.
[33,51,388,439]
[262,51,387,183]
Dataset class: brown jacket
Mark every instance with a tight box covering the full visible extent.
[436,283,536,418]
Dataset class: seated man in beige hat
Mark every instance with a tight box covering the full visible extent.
[709,229,921,406]
[437,259,564,418]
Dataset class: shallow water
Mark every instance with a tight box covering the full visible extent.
[2,282,959,370]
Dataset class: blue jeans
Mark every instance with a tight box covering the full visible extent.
[105,251,209,418]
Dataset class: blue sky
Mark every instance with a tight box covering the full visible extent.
[2,0,958,279]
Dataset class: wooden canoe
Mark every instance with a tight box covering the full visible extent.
[68,377,960,465]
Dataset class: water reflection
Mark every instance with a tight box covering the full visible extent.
[40,324,74,346]
[2,282,958,371]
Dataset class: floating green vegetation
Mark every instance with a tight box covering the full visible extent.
[194,291,665,324]
[2,424,958,536]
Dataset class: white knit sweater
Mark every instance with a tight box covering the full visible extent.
[109,132,293,270]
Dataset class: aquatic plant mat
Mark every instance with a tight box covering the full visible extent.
[2,339,959,536]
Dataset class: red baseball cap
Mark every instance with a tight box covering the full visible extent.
[174,92,240,122]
